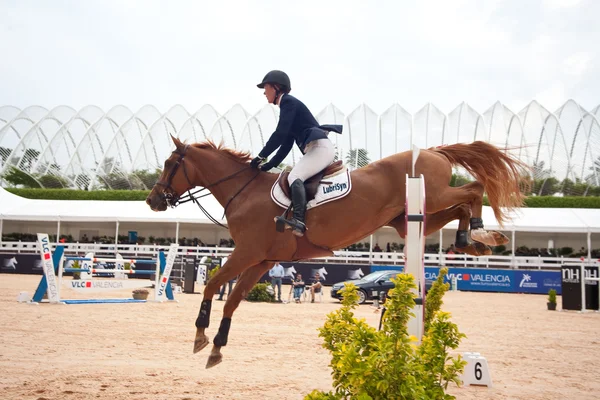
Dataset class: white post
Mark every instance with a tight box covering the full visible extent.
[587,231,592,262]
[175,222,180,244]
[405,172,426,342]
[439,230,443,267]
[0,218,3,247]
[581,264,585,312]
[57,250,64,302]
[115,221,119,256]
[56,220,61,245]
[369,234,373,264]
[511,230,516,268]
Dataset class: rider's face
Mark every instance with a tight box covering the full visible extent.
[263,83,277,104]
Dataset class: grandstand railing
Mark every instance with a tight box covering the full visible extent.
[0,240,595,270]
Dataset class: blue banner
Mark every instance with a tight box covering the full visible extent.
[513,270,562,295]
[371,265,562,295]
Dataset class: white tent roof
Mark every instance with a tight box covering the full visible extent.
[1,187,599,233]
[0,187,225,224]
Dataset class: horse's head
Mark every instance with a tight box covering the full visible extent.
[146,135,196,211]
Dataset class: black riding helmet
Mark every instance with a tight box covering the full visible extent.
[257,70,291,91]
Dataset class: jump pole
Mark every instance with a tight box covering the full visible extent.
[404,145,426,342]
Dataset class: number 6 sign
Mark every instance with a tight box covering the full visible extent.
[461,352,492,387]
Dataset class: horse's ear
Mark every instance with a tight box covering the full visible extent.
[171,134,182,149]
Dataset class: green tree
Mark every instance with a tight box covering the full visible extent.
[1,166,41,188]
[560,178,589,196]
[533,177,559,196]
[131,169,162,189]
[38,174,69,188]
[345,148,371,168]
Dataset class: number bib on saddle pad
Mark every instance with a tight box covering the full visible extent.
[270,168,352,210]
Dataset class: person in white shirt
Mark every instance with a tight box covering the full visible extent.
[268,263,285,302]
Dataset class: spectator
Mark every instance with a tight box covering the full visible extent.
[292,274,305,303]
[308,272,323,303]
[217,277,236,301]
[386,242,391,252]
[269,263,284,302]
[373,243,382,252]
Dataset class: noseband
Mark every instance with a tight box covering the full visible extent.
[154,144,192,208]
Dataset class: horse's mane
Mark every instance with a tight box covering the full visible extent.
[191,140,252,163]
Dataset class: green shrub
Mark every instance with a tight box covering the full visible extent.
[71,260,81,280]
[207,265,219,280]
[548,289,557,304]
[246,283,274,303]
[307,268,466,400]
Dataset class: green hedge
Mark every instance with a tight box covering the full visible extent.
[482,195,600,209]
[5,188,600,208]
[6,188,150,201]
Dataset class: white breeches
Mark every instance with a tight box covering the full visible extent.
[287,139,336,185]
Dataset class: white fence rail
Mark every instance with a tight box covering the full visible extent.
[0,240,594,270]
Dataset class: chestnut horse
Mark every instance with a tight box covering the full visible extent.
[146,136,525,368]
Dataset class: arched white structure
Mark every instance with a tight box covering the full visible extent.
[0,100,598,195]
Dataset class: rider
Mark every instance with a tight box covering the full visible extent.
[250,70,336,237]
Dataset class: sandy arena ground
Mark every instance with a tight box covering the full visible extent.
[1,274,600,400]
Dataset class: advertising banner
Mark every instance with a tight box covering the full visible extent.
[374,265,562,295]
[561,265,599,311]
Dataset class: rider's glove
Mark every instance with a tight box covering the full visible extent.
[250,156,265,169]
[260,162,275,172]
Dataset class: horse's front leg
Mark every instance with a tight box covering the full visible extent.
[194,251,260,354]
[206,261,274,368]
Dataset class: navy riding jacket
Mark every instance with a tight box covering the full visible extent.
[258,94,339,168]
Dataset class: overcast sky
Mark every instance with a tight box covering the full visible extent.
[0,0,598,116]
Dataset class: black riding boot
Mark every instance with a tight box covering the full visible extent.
[287,179,307,236]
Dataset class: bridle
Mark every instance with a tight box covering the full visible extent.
[154,145,260,229]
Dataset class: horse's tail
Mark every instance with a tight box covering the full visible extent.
[432,141,528,226]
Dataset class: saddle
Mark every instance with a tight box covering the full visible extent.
[278,160,344,201]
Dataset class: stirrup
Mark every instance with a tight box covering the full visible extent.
[274,216,306,236]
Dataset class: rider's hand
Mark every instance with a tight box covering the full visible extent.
[260,162,274,172]
[250,156,264,169]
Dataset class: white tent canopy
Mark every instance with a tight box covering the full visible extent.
[0,187,224,224]
[1,187,599,234]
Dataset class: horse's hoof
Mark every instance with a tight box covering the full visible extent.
[470,229,508,246]
[455,242,492,257]
[205,353,223,369]
[490,230,509,245]
[193,334,209,354]
[473,241,493,256]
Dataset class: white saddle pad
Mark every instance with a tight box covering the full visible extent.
[270,168,352,210]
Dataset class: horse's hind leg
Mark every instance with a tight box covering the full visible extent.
[430,182,508,247]
[206,261,273,369]
[388,204,470,238]
[387,203,491,256]
[194,251,259,354]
